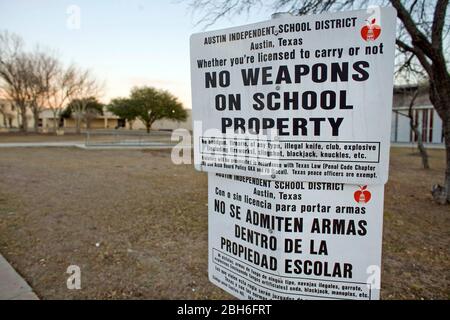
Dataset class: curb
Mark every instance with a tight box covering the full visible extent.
[0,254,39,300]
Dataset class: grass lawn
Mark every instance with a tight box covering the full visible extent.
[0,145,448,299]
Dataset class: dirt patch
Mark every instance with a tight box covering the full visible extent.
[382,148,449,299]
[0,147,224,299]
[0,147,448,299]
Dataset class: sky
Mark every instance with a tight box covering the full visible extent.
[0,0,273,109]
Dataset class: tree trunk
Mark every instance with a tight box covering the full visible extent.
[444,118,450,203]
[433,119,450,204]
[33,108,39,132]
[16,108,21,128]
[19,104,28,132]
[1,112,6,127]
[146,122,150,134]
[429,76,450,203]
[408,91,430,169]
[417,135,430,169]
[52,111,58,133]
[75,115,81,134]
[410,119,430,169]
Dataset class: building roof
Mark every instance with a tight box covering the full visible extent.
[393,84,431,109]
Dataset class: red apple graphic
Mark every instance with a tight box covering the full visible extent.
[361,18,381,41]
[354,185,372,204]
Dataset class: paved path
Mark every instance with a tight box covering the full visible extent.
[0,254,38,300]
[0,142,84,148]
[391,142,445,149]
[0,141,179,149]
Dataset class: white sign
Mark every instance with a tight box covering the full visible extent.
[191,7,396,184]
[208,173,384,300]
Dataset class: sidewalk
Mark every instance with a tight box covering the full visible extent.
[0,141,180,149]
[391,142,445,149]
[0,254,39,300]
[0,141,84,148]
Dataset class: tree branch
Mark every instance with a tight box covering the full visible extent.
[396,39,432,75]
[431,0,448,51]
[390,0,435,60]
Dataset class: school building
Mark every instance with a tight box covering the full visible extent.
[0,101,193,132]
[390,84,444,145]
[0,85,445,144]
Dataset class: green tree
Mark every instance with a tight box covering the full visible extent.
[129,86,187,133]
[63,97,103,130]
[108,98,139,129]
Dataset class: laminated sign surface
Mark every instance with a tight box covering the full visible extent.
[191,7,396,184]
[208,173,384,300]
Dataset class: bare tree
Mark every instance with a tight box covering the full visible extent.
[187,0,450,203]
[44,64,79,133]
[1,31,103,134]
[69,69,102,134]
[24,49,60,132]
[0,31,30,131]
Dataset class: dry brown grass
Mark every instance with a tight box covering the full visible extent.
[382,148,449,299]
[0,145,448,299]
